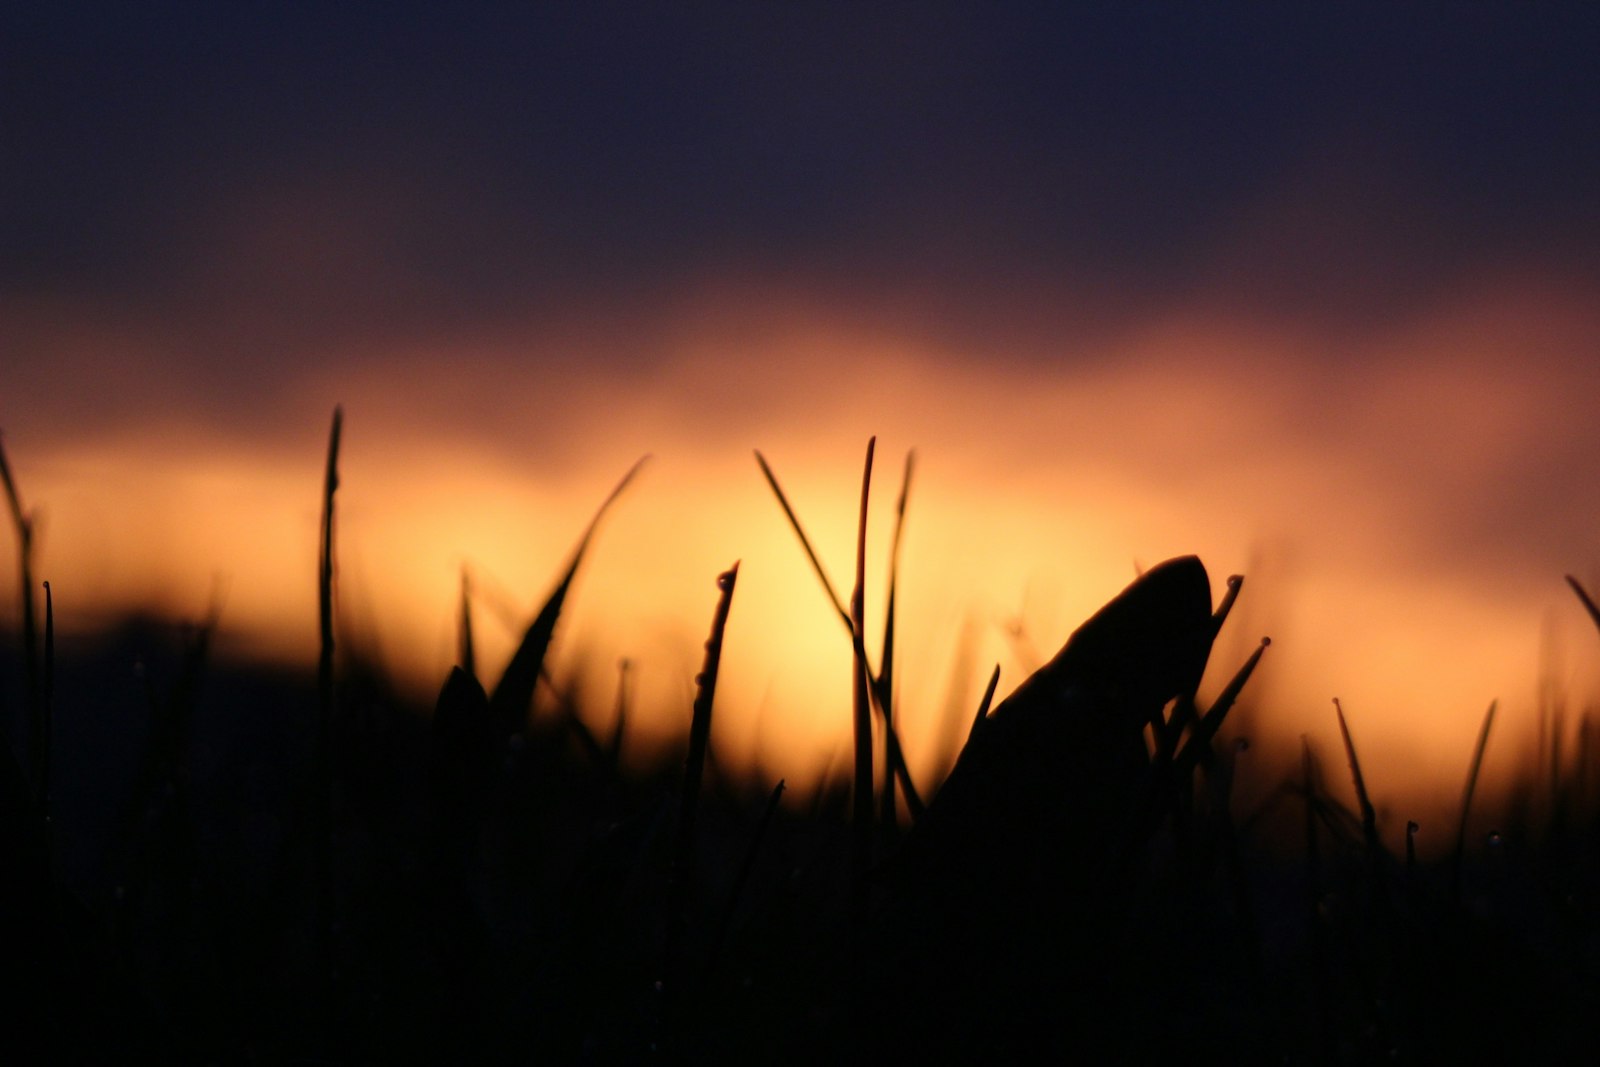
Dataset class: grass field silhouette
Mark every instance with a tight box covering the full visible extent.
[3,413,1599,1062]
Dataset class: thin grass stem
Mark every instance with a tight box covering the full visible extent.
[315,404,342,987]
[850,438,875,931]
[1333,698,1380,857]
[660,562,740,1051]
[489,455,648,734]
[878,450,914,830]
[753,449,924,818]
[1452,699,1498,904]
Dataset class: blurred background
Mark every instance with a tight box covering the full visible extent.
[6,3,1600,820]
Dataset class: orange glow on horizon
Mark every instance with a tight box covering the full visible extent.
[6,274,1600,828]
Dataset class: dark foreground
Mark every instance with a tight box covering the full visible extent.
[5,562,1600,1063]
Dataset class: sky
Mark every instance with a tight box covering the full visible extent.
[6,3,1600,821]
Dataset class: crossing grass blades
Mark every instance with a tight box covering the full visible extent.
[3,416,1600,1062]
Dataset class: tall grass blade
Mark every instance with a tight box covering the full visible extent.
[753,450,850,628]
[315,405,342,986]
[1175,637,1270,775]
[1333,698,1380,857]
[660,562,740,1050]
[850,438,876,929]
[489,455,648,733]
[1452,699,1498,903]
[878,450,914,830]
[753,449,924,818]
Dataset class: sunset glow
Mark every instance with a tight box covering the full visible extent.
[8,272,1600,826]
[8,5,1600,832]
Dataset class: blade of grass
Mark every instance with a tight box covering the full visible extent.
[660,562,740,1051]
[753,449,925,818]
[1333,698,1380,858]
[1174,637,1270,776]
[753,450,850,628]
[1452,699,1498,904]
[314,406,342,989]
[850,438,876,930]
[489,455,648,734]
[878,450,914,831]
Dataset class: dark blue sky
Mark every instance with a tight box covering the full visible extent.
[8,2,1599,363]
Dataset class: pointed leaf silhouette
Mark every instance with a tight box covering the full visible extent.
[488,456,646,733]
[866,556,1237,1059]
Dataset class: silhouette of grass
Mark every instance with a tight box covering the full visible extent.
[754,448,924,819]
[848,438,874,928]
[4,417,1600,1060]
[488,455,648,735]
[313,404,340,993]
[1452,699,1498,903]
[659,562,738,1051]
[1333,698,1380,858]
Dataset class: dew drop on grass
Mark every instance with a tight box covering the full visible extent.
[694,673,707,687]
[1488,830,1503,847]
[716,570,735,591]
[1407,820,1420,835]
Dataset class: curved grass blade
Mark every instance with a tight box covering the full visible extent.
[753,449,925,818]
[660,562,740,1051]
[878,450,914,829]
[850,438,875,928]
[1452,699,1498,903]
[488,455,648,733]
[1174,637,1270,776]
[753,450,850,628]
[1333,698,1380,858]
[315,404,341,983]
